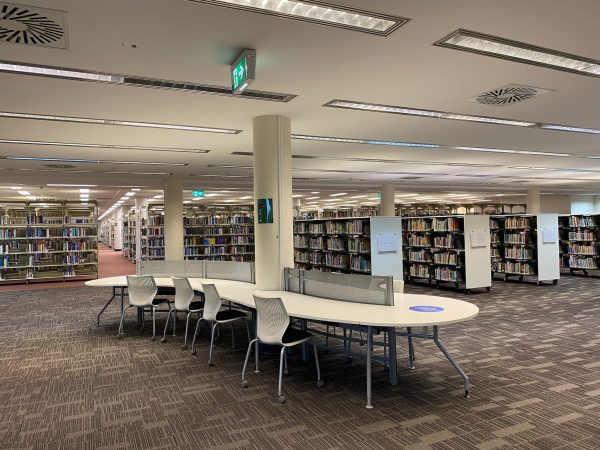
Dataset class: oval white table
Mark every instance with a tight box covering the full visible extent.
[86,276,479,408]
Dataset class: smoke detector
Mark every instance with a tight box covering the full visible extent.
[467,83,553,107]
[0,3,68,49]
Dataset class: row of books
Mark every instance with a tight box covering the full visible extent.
[566,231,595,241]
[564,244,597,255]
[505,247,534,259]
[567,216,596,228]
[494,261,536,275]
[184,226,252,235]
[433,236,461,248]
[432,218,462,232]
[184,246,253,256]
[183,216,252,225]
[504,232,531,245]
[567,256,597,269]
[504,217,532,229]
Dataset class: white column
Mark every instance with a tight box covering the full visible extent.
[380,183,396,216]
[164,178,184,260]
[253,115,293,290]
[527,187,541,214]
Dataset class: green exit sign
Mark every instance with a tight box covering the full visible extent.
[192,190,205,198]
[231,49,256,94]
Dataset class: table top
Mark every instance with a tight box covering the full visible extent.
[86,276,479,328]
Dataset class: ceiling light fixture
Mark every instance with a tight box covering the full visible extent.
[435,29,600,78]
[3,156,187,166]
[329,192,348,197]
[47,184,98,187]
[79,188,90,193]
[325,99,535,127]
[125,192,136,197]
[0,138,211,154]
[0,111,242,134]
[292,134,440,148]
[18,190,30,196]
[541,124,600,135]
[187,0,409,36]
[0,62,123,83]
[305,196,320,200]
[453,146,570,157]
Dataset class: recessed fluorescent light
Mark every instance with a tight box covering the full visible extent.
[0,111,242,134]
[293,134,439,148]
[120,197,128,201]
[329,192,348,197]
[435,29,600,78]
[292,194,303,198]
[541,124,600,135]
[183,200,192,204]
[47,184,98,187]
[131,188,141,191]
[305,196,320,200]
[511,166,559,171]
[0,62,123,83]
[395,193,419,197]
[311,191,320,194]
[79,188,90,193]
[0,138,211,154]
[350,195,368,199]
[369,197,381,201]
[454,146,570,157]
[153,195,164,199]
[10,186,22,190]
[125,192,135,197]
[187,0,409,36]
[27,196,36,200]
[3,156,187,166]
[239,196,252,200]
[325,99,535,127]
[18,190,30,196]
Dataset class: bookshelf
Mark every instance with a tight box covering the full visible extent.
[0,201,98,284]
[293,216,403,279]
[490,214,559,285]
[559,214,599,276]
[402,215,491,293]
[141,210,164,260]
[122,208,137,261]
[183,209,254,262]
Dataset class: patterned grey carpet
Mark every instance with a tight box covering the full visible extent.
[0,277,599,449]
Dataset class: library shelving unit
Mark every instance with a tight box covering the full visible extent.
[0,200,99,285]
[293,216,403,279]
[183,208,254,262]
[402,215,492,294]
[141,210,164,261]
[122,209,137,261]
[490,214,559,285]
[558,214,599,276]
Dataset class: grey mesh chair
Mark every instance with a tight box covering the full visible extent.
[119,276,170,340]
[191,284,250,365]
[161,277,204,349]
[241,295,324,404]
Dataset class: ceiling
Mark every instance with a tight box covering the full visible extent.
[1,0,600,212]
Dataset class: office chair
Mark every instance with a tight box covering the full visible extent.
[119,276,171,340]
[241,294,324,404]
[190,283,250,365]
[161,277,204,349]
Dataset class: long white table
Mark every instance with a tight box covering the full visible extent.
[86,275,479,408]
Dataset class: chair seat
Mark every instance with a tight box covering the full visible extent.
[215,309,246,322]
[282,327,313,346]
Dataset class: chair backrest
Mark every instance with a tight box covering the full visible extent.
[253,295,290,346]
[127,275,158,307]
[201,284,223,321]
[172,277,194,310]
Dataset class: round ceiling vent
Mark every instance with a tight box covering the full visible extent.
[475,86,538,106]
[0,3,65,46]
[45,163,75,169]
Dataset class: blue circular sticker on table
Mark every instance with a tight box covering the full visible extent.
[409,305,445,313]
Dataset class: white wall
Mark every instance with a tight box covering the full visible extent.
[541,194,570,214]
[571,195,597,214]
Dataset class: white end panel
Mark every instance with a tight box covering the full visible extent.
[464,215,492,289]
[370,217,403,280]
[536,214,560,282]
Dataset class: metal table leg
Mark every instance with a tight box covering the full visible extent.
[387,327,398,386]
[366,326,373,409]
[407,326,415,369]
[433,325,470,397]
[300,319,309,362]
[97,287,117,326]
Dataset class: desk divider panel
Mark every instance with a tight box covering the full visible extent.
[139,260,205,278]
[284,268,302,293]
[287,268,393,306]
[204,261,255,283]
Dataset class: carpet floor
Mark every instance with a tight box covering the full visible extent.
[0,276,599,449]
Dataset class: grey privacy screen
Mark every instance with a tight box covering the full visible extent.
[302,270,394,306]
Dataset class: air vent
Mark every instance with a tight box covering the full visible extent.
[0,3,68,48]
[467,84,553,107]
[123,76,296,103]
[45,163,75,169]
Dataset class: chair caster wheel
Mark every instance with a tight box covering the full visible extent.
[117,335,123,340]
[277,395,286,404]
[181,345,187,350]
[316,380,325,388]
[464,391,469,398]
[150,337,156,341]
[191,349,197,355]
[161,338,166,343]
[240,380,248,389]
[409,366,415,370]
[284,369,289,376]
[208,362,214,367]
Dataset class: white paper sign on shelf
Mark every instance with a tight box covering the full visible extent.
[377,233,398,253]
[470,230,488,248]
[542,227,558,244]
